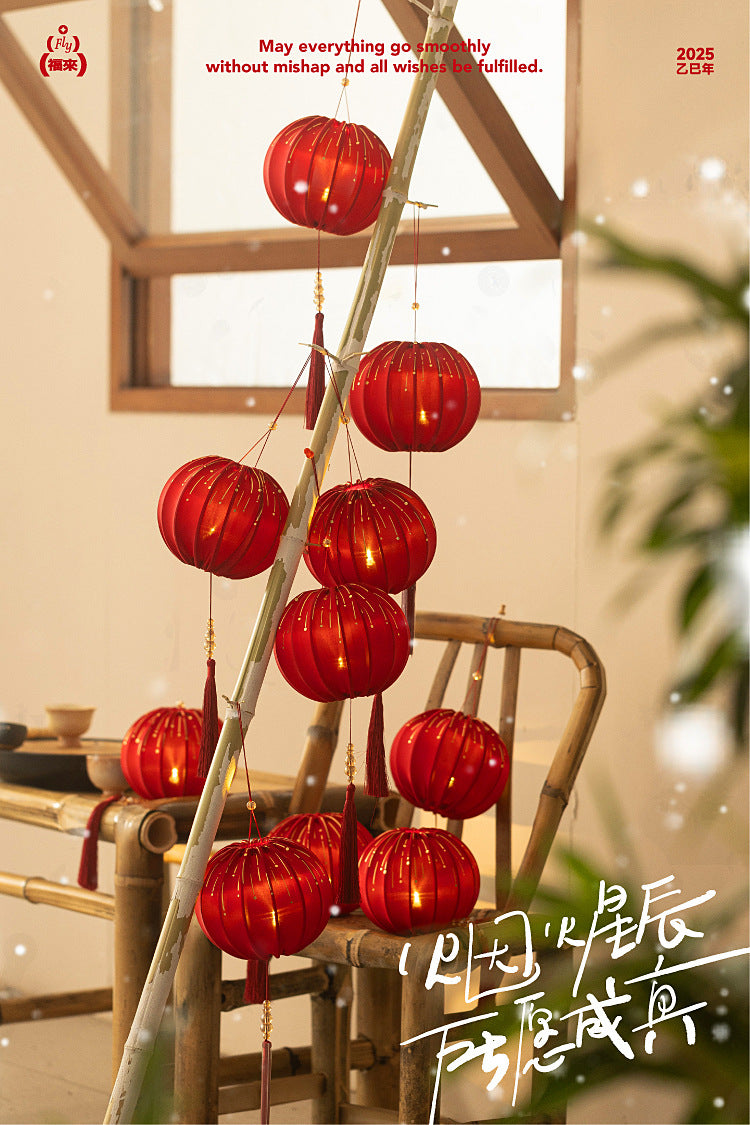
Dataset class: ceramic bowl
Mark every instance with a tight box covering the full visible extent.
[45,705,95,747]
[86,752,128,795]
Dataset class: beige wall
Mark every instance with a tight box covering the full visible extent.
[0,2,746,1121]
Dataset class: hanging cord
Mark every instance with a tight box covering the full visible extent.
[197,574,220,778]
[412,203,421,342]
[461,611,505,717]
[333,0,363,120]
[337,700,360,908]
[235,351,313,467]
[323,355,364,483]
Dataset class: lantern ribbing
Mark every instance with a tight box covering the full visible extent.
[105,5,461,1120]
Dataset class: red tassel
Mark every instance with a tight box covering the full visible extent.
[336,783,360,909]
[244,958,268,1005]
[260,1038,272,1125]
[198,657,219,778]
[402,583,416,650]
[77,795,119,891]
[305,311,326,429]
[365,692,389,798]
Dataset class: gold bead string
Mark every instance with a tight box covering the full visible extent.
[261,999,272,1041]
[204,618,216,660]
[345,742,356,784]
[314,270,324,314]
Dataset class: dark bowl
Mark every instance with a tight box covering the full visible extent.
[0,740,121,792]
[0,722,27,750]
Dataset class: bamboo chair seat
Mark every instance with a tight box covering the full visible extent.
[172,612,605,1124]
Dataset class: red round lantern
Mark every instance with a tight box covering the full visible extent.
[274,583,410,703]
[389,709,509,819]
[304,477,437,594]
[120,705,211,799]
[269,813,373,915]
[195,836,333,960]
[349,341,481,453]
[157,456,289,580]
[358,827,480,934]
[263,115,391,236]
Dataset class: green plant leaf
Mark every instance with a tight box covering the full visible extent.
[679,563,716,632]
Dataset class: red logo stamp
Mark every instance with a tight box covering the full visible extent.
[39,24,87,77]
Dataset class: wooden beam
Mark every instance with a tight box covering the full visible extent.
[0,987,112,1023]
[381,0,561,253]
[0,17,143,254]
[0,0,84,9]
[110,381,574,421]
[559,0,582,414]
[122,213,561,278]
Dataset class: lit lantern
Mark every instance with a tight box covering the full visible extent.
[274,583,410,703]
[263,116,391,236]
[120,705,210,799]
[157,455,289,580]
[358,827,480,934]
[304,477,437,594]
[269,812,373,915]
[195,836,333,961]
[389,709,510,819]
[349,341,481,453]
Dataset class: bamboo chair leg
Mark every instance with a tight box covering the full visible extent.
[112,810,166,1082]
[399,964,444,1125]
[173,919,221,1124]
[312,963,352,1125]
[356,966,401,1111]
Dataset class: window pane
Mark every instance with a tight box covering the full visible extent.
[171,0,565,232]
[171,260,561,390]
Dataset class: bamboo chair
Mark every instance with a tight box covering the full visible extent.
[173,612,605,1124]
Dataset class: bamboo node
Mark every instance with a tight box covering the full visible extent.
[204,619,216,659]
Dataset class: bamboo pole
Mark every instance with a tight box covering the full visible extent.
[104,4,459,1120]
[0,987,112,1024]
[0,871,114,920]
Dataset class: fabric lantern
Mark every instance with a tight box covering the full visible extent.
[275,583,409,899]
[389,708,509,820]
[157,455,289,581]
[263,115,391,237]
[120,705,209,799]
[268,812,373,915]
[358,827,480,934]
[195,835,333,961]
[349,340,481,453]
[304,477,437,594]
[263,115,391,428]
[196,835,333,1123]
[274,583,410,703]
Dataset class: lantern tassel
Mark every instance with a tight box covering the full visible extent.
[336,782,360,909]
[198,657,219,778]
[402,583,416,648]
[365,692,389,798]
[77,794,119,891]
[260,1038,272,1125]
[260,998,273,1125]
[244,957,268,1005]
[305,311,326,430]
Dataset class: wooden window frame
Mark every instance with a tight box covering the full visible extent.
[0,0,580,421]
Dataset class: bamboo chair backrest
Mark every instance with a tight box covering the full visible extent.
[287,612,605,915]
